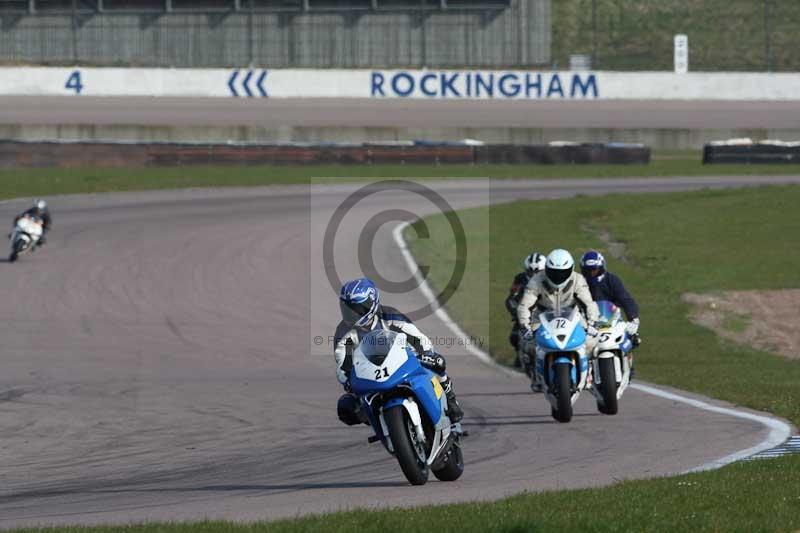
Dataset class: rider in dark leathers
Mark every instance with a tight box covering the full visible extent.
[579,250,640,336]
[580,250,642,375]
[505,252,546,365]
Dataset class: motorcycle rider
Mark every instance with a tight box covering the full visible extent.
[580,250,641,373]
[517,249,600,391]
[580,250,639,332]
[334,278,464,426]
[13,199,52,247]
[505,251,546,367]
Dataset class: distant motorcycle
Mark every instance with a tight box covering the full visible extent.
[589,301,635,415]
[8,215,43,262]
[349,329,465,486]
[533,306,591,423]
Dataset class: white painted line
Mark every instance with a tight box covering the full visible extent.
[629,383,792,472]
[392,222,517,378]
[392,221,794,470]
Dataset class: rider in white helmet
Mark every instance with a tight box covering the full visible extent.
[505,251,546,366]
[516,249,600,390]
[13,199,52,247]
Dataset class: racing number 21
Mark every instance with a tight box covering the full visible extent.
[65,70,83,94]
[374,367,389,379]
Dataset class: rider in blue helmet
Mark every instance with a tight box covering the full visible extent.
[334,278,463,425]
[580,250,641,345]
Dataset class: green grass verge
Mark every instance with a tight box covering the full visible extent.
[2,157,800,200]
[10,455,800,532]
[407,184,800,426]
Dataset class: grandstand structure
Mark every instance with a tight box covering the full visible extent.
[2,1,513,13]
[0,0,550,68]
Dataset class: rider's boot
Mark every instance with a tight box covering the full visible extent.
[440,375,463,422]
[529,364,544,393]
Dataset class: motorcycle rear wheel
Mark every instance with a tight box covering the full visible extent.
[432,441,464,482]
[552,364,573,423]
[385,405,429,486]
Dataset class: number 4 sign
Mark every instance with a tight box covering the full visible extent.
[65,70,83,94]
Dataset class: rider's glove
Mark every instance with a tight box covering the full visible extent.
[586,322,599,337]
[626,317,640,336]
[420,351,446,374]
[343,379,352,392]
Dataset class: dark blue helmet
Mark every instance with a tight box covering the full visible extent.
[580,250,606,285]
[339,278,380,327]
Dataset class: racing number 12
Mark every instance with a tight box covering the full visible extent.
[65,70,83,94]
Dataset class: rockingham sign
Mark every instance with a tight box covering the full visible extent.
[370,71,599,99]
[1,67,800,100]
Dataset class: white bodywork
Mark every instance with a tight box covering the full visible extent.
[590,312,633,404]
[9,216,43,258]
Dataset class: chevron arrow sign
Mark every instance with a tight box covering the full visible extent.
[228,69,268,97]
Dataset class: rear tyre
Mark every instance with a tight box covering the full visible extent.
[8,251,16,262]
[385,405,429,486]
[598,357,619,415]
[552,364,573,423]
[432,441,464,482]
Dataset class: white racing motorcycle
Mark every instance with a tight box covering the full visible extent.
[589,300,635,415]
[8,215,43,262]
[533,306,591,423]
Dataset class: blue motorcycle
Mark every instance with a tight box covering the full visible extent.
[349,329,464,486]
[534,306,591,423]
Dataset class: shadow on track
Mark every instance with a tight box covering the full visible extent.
[464,413,600,427]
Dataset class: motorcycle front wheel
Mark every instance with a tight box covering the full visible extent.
[385,405,429,486]
[552,363,573,423]
[597,357,619,415]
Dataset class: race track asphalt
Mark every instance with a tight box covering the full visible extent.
[2,97,800,129]
[0,177,798,528]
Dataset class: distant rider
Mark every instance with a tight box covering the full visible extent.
[13,199,52,247]
[580,250,641,369]
[505,251,546,367]
[517,249,600,391]
[334,278,464,425]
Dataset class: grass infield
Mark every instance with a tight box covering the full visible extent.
[407,185,800,427]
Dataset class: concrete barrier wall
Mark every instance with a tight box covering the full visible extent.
[3,67,800,100]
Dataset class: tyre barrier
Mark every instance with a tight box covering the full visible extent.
[0,140,650,168]
[703,139,800,164]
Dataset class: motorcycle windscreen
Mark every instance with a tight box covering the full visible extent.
[540,307,574,323]
[357,329,399,366]
[595,300,620,327]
